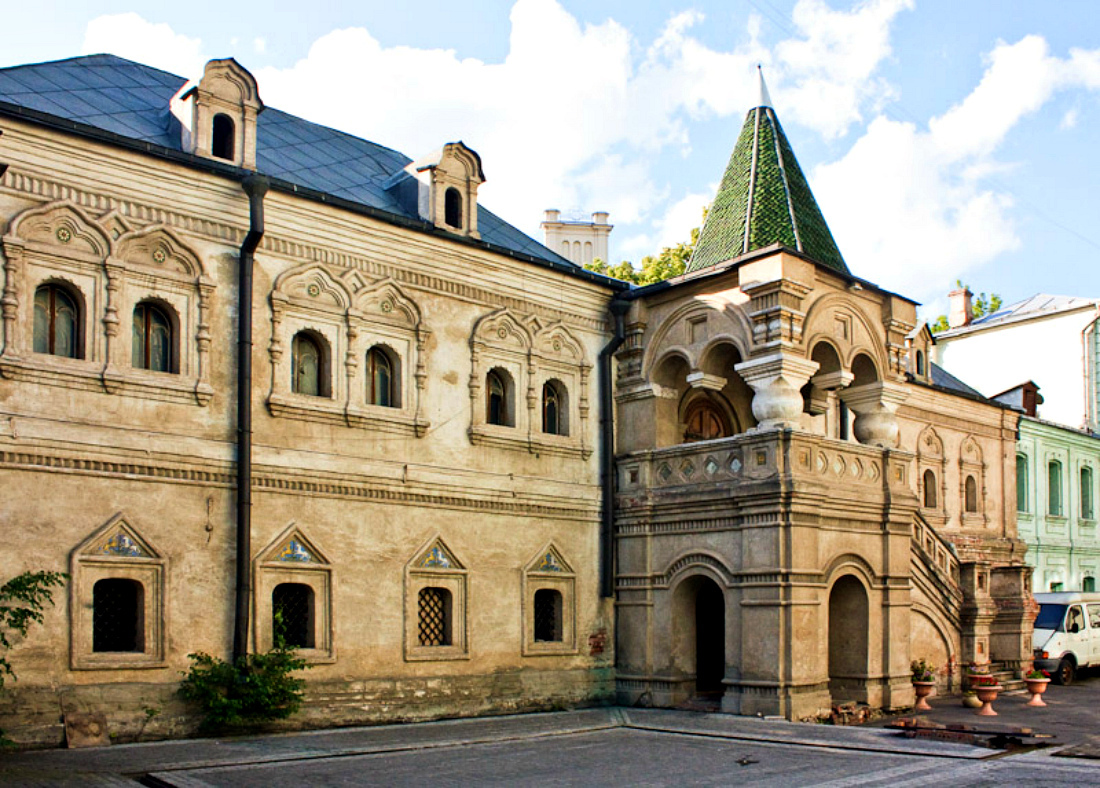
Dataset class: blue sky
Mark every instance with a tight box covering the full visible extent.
[4,1,1099,318]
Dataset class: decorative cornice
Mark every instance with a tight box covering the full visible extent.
[0,446,598,521]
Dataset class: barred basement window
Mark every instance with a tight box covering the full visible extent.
[92,578,144,653]
[533,589,563,642]
[418,587,452,646]
[273,582,314,648]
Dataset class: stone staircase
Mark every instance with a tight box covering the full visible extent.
[977,662,1025,693]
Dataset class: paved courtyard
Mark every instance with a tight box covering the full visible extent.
[2,673,1100,787]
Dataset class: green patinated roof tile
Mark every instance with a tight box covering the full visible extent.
[687,96,848,275]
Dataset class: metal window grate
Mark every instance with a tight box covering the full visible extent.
[273,583,313,648]
[92,578,143,652]
[534,589,562,642]
[418,587,451,646]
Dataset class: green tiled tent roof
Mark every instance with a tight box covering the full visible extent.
[687,73,848,274]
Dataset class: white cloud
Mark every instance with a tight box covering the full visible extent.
[253,37,267,55]
[74,1,914,260]
[619,187,714,261]
[1061,107,1079,129]
[82,13,204,79]
[814,34,1100,300]
[774,0,914,138]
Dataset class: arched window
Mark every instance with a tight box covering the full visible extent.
[273,582,314,649]
[923,469,937,508]
[367,346,396,407]
[444,187,463,228]
[533,588,563,642]
[212,113,235,160]
[542,380,568,436]
[92,578,144,653]
[418,587,452,646]
[291,332,326,397]
[1082,466,1094,520]
[683,397,731,442]
[1017,455,1029,513]
[964,474,978,513]
[33,283,80,358]
[487,369,513,426]
[915,350,925,376]
[132,301,174,372]
[1049,460,1064,516]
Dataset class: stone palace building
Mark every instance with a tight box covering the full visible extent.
[0,56,1033,744]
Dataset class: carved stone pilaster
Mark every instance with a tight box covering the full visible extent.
[414,326,430,436]
[101,259,124,394]
[268,300,287,396]
[195,278,214,405]
[0,238,24,358]
[734,353,819,429]
[840,381,908,448]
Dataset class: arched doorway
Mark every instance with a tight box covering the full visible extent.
[828,574,869,702]
[672,574,726,697]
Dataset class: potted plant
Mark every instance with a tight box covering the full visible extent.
[969,674,1001,716]
[1024,667,1051,707]
[910,659,936,711]
[961,691,982,709]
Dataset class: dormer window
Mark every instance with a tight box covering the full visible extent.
[212,113,235,160]
[173,58,263,169]
[445,187,463,229]
[915,350,925,377]
[386,141,485,239]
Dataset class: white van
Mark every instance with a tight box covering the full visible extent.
[1032,592,1100,684]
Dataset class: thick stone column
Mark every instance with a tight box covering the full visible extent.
[840,381,908,447]
[735,354,818,430]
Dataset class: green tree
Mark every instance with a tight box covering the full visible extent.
[0,571,66,691]
[585,210,704,286]
[929,280,1003,333]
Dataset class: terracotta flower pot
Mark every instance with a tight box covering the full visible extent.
[911,681,935,711]
[1025,677,1050,707]
[974,684,1000,716]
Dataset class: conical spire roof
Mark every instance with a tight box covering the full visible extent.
[686,67,848,274]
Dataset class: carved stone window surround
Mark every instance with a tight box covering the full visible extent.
[468,309,591,459]
[69,512,167,670]
[404,535,469,662]
[268,265,429,435]
[253,523,335,664]
[521,544,577,656]
[1,202,215,405]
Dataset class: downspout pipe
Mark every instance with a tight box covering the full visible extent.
[234,173,269,663]
[598,294,631,598]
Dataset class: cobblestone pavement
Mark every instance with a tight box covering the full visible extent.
[2,681,1100,787]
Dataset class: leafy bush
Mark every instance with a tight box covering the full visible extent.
[179,641,308,732]
[0,571,67,691]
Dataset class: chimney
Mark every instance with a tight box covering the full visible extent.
[948,286,973,329]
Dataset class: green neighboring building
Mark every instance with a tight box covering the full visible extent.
[1016,415,1100,593]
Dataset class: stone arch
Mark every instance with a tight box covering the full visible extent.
[115,225,206,279]
[7,200,112,260]
[850,352,880,386]
[801,293,891,377]
[352,277,422,328]
[471,308,533,351]
[641,300,752,382]
[273,263,353,312]
[535,322,586,364]
[670,572,726,695]
[827,573,870,702]
[910,602,958,690]
[661,550,734,588]
[823,552,878,589]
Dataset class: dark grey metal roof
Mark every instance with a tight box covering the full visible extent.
[930,362,983,398]
[0,54,574,268]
